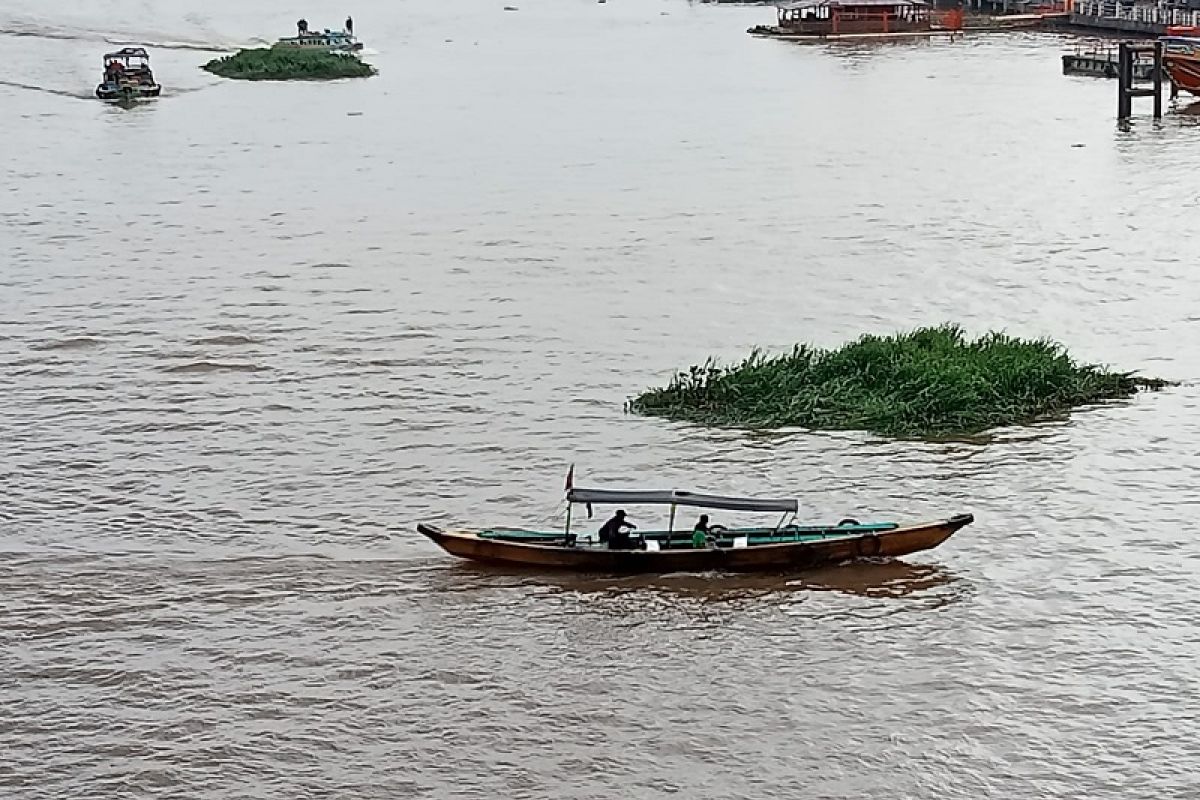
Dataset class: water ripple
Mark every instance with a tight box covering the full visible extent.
[3,2,1199,798]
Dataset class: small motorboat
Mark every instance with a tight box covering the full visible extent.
[418,481,973,574]
[96,47,161,102]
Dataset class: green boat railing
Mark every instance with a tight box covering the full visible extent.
[479,522,898,546]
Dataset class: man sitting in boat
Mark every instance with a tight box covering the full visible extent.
[599,509,637,549]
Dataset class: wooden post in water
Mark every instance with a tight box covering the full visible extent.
[1117,40,1164,120]
[1118,41,1132,119]
[1154,38,1164,118]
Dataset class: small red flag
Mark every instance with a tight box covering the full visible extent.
[565,464,574,492]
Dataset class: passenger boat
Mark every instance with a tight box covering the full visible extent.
[418,484,973,573]
[275,29,363,53]
[747,0,939,40]
[95,47,161,102]
[746,1,1056,41]
[1161,33,1200,96]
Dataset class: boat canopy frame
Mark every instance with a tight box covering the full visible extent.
[564,487,799,536]
[103,47,151,69]
[567,488,797,513]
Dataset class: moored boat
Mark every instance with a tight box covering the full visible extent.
[745,1,1058,41]
[418,484,973,574]
[95,47,161,102]
[1161,34,1200,96]
[747,0,940,41]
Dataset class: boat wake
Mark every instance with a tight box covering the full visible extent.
[159,85,214,96]
[0,78,92,100]
[0,78,214,101]
[0,22,253,53]
[106,37,235,53]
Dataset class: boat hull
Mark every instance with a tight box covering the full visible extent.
[96,82,161,101]
[747,24,944,41]
[746,13,1047,41]
[1164,57,1200,95]
[417,514,973,573]
[274,36,363,53]
[1162,36,1200,96]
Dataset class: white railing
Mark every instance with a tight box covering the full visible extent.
[1074,2,1200,26]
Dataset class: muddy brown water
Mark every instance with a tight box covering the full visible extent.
[4,1,1200,797]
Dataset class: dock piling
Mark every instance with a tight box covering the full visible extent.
[1118,43,1131,118]
[1154,39,1164,118]
[1117,40,1165,120]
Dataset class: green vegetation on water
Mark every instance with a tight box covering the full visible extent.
[202,48,376,81]
[628,325,1167,437]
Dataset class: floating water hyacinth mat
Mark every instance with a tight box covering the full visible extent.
[627,325,1168,437]
[202,48,376,81]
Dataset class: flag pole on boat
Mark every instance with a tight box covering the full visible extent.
[564,464,574,536]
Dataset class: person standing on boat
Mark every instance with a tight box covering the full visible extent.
[345,15,354,35]
[692,514,711,549]
[599,509,636,549]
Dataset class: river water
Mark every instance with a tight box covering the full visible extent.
[4,0,1200,797]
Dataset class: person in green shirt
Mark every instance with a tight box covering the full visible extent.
[692,514,711,549]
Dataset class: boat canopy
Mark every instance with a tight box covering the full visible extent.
[104,47,149,60]
[567,487,798,513]
[103,47,150,67]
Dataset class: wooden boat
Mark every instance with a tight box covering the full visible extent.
[95,47,161,102]
[1161,34,1200,96]
[418,485,973,574]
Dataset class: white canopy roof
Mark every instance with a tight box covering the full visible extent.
[567,487,798,513]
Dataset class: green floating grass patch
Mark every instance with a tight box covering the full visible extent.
[628,325,1168,437]
[202,48,376,81]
